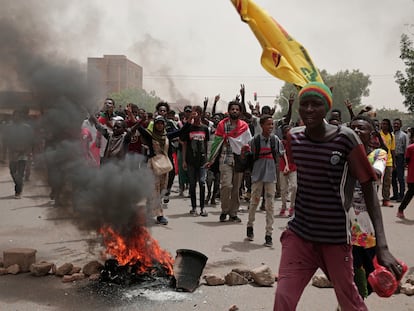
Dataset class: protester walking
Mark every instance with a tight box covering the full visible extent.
[244,114,289,247]
[274,82,403,311]
[4,110,34,199]
[391,118,408,202]
[207,100,252,223]
[397,134,414,219]
[182,105,210,216]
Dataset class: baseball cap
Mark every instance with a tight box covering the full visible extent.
[154,115,166,123]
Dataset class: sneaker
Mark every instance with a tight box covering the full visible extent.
[156,216,168,225]
[163,196,170,204]
[210,199,217,205]
[396,198,403,203]
[14,193,21,199]
[264,235,273,247]
[382,200,394,207]
[397,211,405,219]
[288,207,294,217]
[200,209,208,217]
[190,209,197,216]
[246,226,254,241]
[390,196,398,201]
[230,216,242,223]
[278,208,286,217]
[219,213,227,222]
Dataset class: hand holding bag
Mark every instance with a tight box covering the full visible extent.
[150,153,173,176]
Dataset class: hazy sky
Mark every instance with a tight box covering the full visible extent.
[3,0,414,112]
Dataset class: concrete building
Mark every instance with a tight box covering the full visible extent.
[87,55,143,97]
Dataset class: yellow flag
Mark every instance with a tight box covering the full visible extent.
[230,0,324,87]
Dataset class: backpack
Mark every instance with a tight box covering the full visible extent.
[245,135,278,171]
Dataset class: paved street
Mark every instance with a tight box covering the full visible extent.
[0,163,414,311]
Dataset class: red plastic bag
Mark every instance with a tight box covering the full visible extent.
[368,256,407,297]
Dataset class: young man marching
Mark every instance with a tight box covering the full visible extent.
[274,82,403,311]
[244,115,289,246]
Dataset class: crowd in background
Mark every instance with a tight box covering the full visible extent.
[1,82,413,308]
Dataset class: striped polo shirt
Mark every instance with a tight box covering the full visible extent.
[287,125,377,244]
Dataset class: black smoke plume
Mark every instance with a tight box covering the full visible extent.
[0,1,154,235]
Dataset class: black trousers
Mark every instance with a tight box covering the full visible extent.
[9,160,27,194]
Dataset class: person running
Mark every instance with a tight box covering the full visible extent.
[274,82,403,311]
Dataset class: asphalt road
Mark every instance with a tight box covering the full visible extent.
[0,163,414,311]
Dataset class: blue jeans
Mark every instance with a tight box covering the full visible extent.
[187,165,206,210]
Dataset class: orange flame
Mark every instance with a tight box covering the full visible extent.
[99,225,174,275]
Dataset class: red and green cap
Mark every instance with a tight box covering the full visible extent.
[298,82,333,112]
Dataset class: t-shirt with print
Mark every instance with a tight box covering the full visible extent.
[287,126,377,245]
[181,124,210,167]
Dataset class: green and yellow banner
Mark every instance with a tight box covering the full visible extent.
[230,0,324,87]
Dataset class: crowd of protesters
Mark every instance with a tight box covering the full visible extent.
[0,82,412,308]
[1,85,414,225]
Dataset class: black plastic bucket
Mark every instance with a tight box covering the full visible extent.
[173,249,208,292]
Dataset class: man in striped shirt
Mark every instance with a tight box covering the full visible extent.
[274,82,403,311]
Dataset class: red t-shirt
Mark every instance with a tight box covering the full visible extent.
[279,139,297,172]
[405,144,414,183]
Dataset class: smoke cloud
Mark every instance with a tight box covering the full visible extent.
[0,0,155,235]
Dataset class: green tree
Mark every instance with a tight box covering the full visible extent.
[276,69,371,123]
[395,33,414,112]
[108,88,163,112]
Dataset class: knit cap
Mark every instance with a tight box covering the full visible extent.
[298,82,333,112]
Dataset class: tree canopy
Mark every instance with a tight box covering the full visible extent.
[108,88,163,112]
[395,33,414,112]
[276,69,371,123]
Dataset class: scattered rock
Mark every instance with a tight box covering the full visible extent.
[405,275,414,286]
[88,273,100,281]
[224,271,248,286]
[62,273,85,283]
[312,274,333,288]
[0,268,8,275]
[229,304,239,311]
[203,274,225,286]
[55,263,74,277]
[82,260,103,276]
[232,268,253,282]
[30,262,54,276]
[251,265,275,286]
[3,248,36,272]
[7,264,20,275]
[401,283,414,296]
[70,266,82,275]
